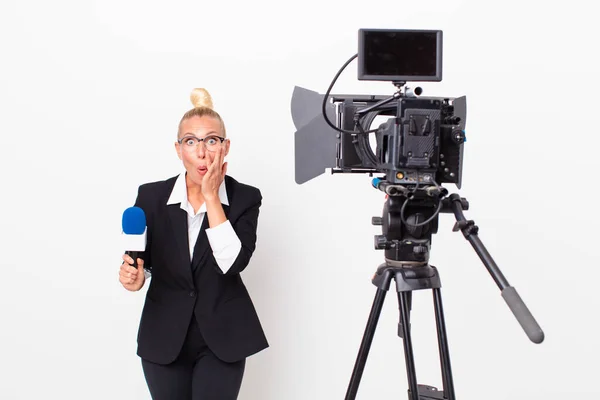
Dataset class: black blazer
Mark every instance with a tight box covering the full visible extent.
[133,174,268,364]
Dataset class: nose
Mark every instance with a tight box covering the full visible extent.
[195,142,207,157]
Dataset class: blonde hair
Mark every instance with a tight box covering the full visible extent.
[178,88,226,138]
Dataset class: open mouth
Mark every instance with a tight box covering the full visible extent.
[197,166,208,173]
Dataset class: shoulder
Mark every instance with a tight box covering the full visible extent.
[136,175,178,204]
[225,175,262,205]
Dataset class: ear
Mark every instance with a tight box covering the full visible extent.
[224,139,231,157]
[174,141,182,160]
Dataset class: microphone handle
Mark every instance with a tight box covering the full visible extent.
[126,251,139,269]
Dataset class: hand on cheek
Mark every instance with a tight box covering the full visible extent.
[202,145,226,201]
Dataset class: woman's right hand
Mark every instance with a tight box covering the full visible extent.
[119,254,145,291]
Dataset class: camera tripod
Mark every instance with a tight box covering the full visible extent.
[344,189,544,400]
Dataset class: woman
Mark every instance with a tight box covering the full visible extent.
[118,88,268,399]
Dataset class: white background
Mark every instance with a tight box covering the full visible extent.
[1,0,598,399]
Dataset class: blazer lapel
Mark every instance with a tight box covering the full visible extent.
[167,204,194,284]
[191,216,209,272]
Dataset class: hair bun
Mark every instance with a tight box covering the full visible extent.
[190,88,214,109]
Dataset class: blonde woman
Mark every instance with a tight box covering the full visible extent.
[119,88,268,399]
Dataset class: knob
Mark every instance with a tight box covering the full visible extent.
[452,129,466,144]
[374,235,389,250]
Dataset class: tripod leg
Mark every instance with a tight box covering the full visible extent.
[398,291,420,400]
[398,292,412,338]
[433,288,456,400]
[345,288,387,400]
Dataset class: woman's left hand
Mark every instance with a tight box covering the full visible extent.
[202,144,227,202]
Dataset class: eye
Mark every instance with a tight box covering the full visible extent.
[184,138,196,146]
[205,136,219,145]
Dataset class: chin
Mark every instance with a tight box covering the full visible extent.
[185,171,203,187]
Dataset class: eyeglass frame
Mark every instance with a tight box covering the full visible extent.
[177,135,228,152]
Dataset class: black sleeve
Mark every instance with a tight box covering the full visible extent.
[219,189,262,276]
[133,184,153,273]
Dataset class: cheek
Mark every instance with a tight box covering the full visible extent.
[181,152,194,165]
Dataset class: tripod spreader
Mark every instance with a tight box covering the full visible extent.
[445,193,545,344]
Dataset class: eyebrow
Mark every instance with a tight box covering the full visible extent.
[181,131,219,139]
[181,131,220,137]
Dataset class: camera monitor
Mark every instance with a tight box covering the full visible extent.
[358,29,443,82]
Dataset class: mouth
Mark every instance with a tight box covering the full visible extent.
[197,166,208,174]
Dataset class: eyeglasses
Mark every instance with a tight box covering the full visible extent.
[177,135,226,152]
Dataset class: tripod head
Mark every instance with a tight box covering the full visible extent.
[370,176,544,344]
[371,178,467,268]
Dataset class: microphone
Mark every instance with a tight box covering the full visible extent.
[122,206,147,269]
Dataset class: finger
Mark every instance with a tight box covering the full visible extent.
[120,271,137,282]
[217,147,225,178]
[212,145,222,170]
[205,155,216,175]
[218,144,225,167]
[119,274,135,285]
[121,264,137,274]
[122,254,134,265]
[119,268,136,284]
[123,271,136,282]
[214,146,223,169]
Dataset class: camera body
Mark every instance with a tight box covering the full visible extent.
[334,91,466,190]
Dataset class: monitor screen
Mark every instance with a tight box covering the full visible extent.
[358,29,443,82]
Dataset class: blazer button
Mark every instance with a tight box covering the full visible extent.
[189,291,196,297]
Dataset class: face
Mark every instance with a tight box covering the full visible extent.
[175,116,230,186]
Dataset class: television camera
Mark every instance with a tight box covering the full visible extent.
[291,29,544,400]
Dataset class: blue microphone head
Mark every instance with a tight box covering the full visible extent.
[122,207,146,234]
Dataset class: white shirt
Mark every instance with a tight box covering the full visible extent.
[163,172,242,274]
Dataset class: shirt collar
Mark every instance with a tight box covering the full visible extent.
[167,172,229,215]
